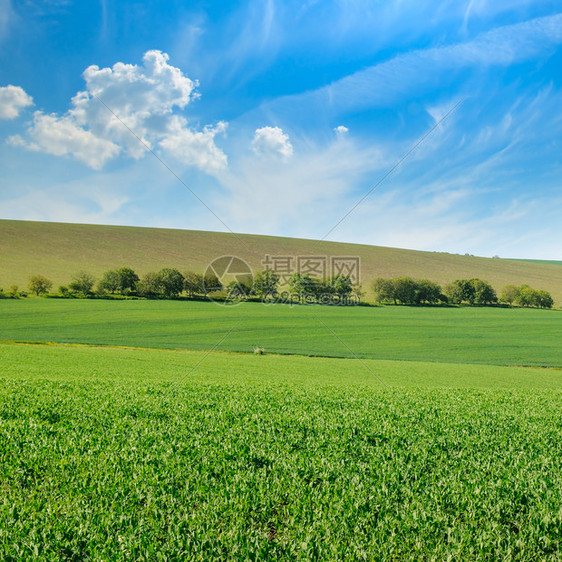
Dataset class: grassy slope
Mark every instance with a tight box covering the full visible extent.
[1,299,561,367]
[1,219,561,302]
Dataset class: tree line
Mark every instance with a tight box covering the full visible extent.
[1,269,554,309]
[371,276,554,308]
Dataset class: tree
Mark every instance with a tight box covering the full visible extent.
[444,279,475,304]
[289,273,316,303]
[444,282,462,304]
[500,285,520,305]
[253,269,279,299]
[415,279,441,304]
[203,273,223,295]
[28,275,53,296]
[97,270,121,294]
[184,272,205,297]
[69,272,95,295]
[515,285,535,307]
[372,278,395,304]
[157,268,184,298]
[393,277,418,304]
[536,290,554,309]
[313,279,334,302]
[138,272,162,297]
[470,279,497,305]
[332,275,353,299]
[117,267,139,293]
[226,279,253,298]
[352,284,365,303]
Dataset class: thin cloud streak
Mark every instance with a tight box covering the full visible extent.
[264,13,562,116]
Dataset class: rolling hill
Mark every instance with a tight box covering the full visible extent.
[1,218,561,303]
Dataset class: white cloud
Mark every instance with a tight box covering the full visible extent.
[0,85,34,119]
[13,50,227,172]
[251,126,293,160]
[24,111,121,170]
[334,125,349,137]
[160,118,228,171]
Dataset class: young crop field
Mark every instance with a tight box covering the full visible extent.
[1,299,561,367]
[2,343,562,559]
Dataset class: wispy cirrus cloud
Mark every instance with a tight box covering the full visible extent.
[265,12,562,117]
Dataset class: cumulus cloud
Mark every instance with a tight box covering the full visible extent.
[23,112,121,170]
[334,125,349,137]
[160,118,228,172]
[251,126,293,160]
[0,85,34,119]
[13,50,227,171]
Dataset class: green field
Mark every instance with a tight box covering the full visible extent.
[1,299,561,367]
[2,343,562,559]
[2,219,561,303]
[2,296,562,558]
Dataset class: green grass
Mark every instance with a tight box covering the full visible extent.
[2,342,562,559]
[1,299,561,367]
[2,219,561,303]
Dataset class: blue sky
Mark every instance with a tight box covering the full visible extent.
[1,0,561,258]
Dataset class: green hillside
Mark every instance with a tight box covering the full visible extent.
[1,219,560,302]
